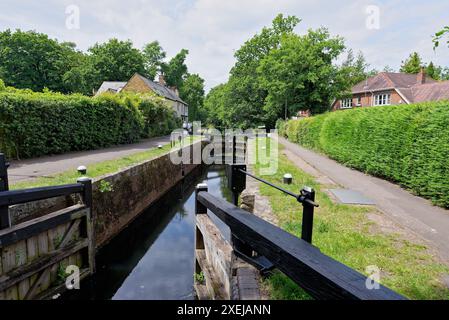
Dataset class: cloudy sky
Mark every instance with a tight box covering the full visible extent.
[1,0,448,90]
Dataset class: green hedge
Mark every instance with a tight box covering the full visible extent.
[0,89,180,159]
[282,102,449,208]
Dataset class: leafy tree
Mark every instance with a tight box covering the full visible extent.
[341,49,376,87]
[440,67,449,80]
[62,62,91,94]
[179,73,205,121]
[425,62,449,80]
[202,83,230,129]
[162,49,189,89]
[203,14,356,129]
[400,52,423,74]
[426,62,440,80]
[87,39,146,91]
[142,41,166,80]
[433,26,449,49]
[0,29,76,92]
[258,28,346,120]
[224,14,301,128]
[60,42,92,94]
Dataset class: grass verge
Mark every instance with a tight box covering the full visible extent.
[10,136,198,190]
[255,139,449,300]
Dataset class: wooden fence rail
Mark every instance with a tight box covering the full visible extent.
[196,190,406,300]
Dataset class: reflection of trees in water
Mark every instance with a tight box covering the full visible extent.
[219,171,233,202]
[175,206,188,221]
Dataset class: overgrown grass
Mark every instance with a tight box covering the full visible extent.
[255,139,449,300]
[10,136,198,190]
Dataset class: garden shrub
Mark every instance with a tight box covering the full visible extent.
[282,102,449,208]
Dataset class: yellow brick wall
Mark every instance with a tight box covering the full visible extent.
[122,74,187,121]
[121,75,152,94]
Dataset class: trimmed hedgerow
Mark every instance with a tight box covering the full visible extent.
[282,102,449,208]
[0,89,180,159]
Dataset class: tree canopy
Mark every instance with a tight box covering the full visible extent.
[0,29,80,93]
[201,14,302,129]
[399,51,449,80]
[0,29,205,110]
[400,52,423,74]
[162,49,189,89]
[340,49,376,87]
[258,29,346,119]
[142,41,166,80]
[202,14,352,129]
[179,73,205,121]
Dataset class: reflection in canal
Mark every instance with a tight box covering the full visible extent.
[65,167,231,300]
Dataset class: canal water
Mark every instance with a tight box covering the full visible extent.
[65,167,232,300]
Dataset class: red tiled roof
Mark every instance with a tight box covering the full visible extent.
[408,81,449,103]
[352,73,395,93]
[351,72,448,103]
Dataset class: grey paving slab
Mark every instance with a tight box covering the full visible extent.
[329,189,376,205]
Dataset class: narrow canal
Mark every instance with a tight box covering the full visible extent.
[65,167,231,300]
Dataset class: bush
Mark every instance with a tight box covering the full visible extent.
[131,94,181,137]
[0,90,180,159]
[275,119,287,136]
[282,102,449,208]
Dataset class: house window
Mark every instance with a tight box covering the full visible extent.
[341,98,353,109]
[374,93,391,106]
[356,97,362,106]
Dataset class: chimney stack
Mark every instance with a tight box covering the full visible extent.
[158,74,166,86]
[417,68,426,84]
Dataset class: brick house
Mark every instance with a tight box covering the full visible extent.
[96,73,188,121]
[332,69,449,110]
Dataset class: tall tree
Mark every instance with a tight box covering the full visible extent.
[0,29,76,92]
[179,73,205,121]
[202,83,230,129]
[440,67,449,80]
[142,41,166,80]
[162,49,189,89]
[400,52,423,74]
[258,28,346,120]
[225,14,301,128]
[426,62,440,80]
[87,38,146,91]
[341,49,375,86]
[60,42,92,94]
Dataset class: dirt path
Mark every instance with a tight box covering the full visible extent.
[278,136,449,261]
[7,135,171,183]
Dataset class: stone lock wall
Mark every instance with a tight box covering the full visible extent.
[93,145,200,247]
[10,142,204,249]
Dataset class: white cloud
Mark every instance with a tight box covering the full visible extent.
[0,0,448,90]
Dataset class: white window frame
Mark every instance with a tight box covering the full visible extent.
[356,96,362,106]
[341,98,353,109]
[373,93,391,106]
